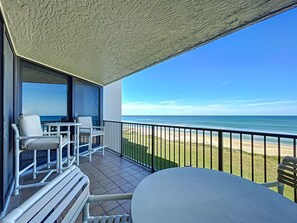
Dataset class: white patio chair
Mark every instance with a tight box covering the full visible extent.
[77,116,106,162]
[262,156,297,195]
[1,166,132,223]
[11,114,70,195]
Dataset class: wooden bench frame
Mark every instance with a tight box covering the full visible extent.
[1,166,132,223]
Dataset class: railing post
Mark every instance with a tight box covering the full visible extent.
[218,131,223,171]
[120,122,123,157]
[151,125,155,173]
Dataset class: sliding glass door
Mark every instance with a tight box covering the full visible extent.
[74,80,100,125]
[21,62,68,122]
[1,32,14,211]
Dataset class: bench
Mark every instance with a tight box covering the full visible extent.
[1,166,132,223]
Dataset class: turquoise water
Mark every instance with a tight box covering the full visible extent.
[41,115,67,122]
[40,115,99,124]
[122,116,297,134]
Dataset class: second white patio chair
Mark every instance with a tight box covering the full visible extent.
[262,156,297,195]
[77,116,106,162]
[11,114,69,195]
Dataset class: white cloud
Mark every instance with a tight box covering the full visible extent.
[122,99,297,115]
[244,100,297,107]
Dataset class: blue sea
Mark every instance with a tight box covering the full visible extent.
[40,116,67,122]
[122,116,297,134]
[40,115,99,125]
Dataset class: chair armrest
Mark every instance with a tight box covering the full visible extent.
[83,194,132,223]
[43,131,69,135]
[87,193,133,203]
[18,135,61,140]
[262,182,280,188]
[262,181,284,195]
[79,127,92,130]
[93,126,105,130]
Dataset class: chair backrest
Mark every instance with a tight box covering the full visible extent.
[1,166,90,223]
[18,115,43,146]
[277,156,297,189]
[77,116,93,128]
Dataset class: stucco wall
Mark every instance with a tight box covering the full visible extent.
[103,80,122,121]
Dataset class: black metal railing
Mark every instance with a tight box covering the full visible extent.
[104,120,297,202]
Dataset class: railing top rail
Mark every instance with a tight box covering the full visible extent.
[103,120,297,139]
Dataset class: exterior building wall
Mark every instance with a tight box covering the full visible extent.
[103,80,122,121]
[103,80,122,154]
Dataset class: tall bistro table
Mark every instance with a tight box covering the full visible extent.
[44,122,81,170]
[131,168,297,223]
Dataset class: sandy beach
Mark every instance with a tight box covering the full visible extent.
[124,126,296,156]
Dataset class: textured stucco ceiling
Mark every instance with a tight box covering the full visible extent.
[1,0,296,85]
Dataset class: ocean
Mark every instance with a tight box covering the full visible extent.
[40,115,67,122]
[122,115,297,134]
[40,115,99,124]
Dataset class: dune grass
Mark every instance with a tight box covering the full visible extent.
[122,131,296,202]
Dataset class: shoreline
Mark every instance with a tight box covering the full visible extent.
[124,127,296,157]
[121,115,297,136]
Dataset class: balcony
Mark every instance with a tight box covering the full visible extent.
[3,120,297,222]
[104,120,297,202]
[1,1,297,221]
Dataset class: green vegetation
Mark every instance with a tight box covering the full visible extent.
[123,131,296,202]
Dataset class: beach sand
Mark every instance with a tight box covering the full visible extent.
[124,127,296,157]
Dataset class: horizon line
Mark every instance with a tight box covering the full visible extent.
[122,114,297,116]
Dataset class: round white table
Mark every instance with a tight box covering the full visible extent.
[131,168,297,223]
[44,122,81,168]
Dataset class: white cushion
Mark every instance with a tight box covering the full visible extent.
[24,137,69,150]
[19,115,43,145]
[77,116,93,128]
[80,129,104,136]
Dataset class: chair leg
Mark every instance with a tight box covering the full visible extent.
[59,135,63,174]
[47,149,51,169]
[82,203,90,223]
[88,136,92,162]
[102,134,105,156]
[76,126,80,166]
[67,127,71,166]
[33,150,37,179]
[67,142,71,166]
[56,149,59,173]
[14,143,20,195]
[278,183,284,195]
[59,147,63,174]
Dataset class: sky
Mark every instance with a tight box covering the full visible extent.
[122,8,297,116]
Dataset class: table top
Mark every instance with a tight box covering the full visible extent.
[44,122,82,127]
[131,168,297,223]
